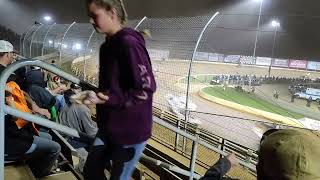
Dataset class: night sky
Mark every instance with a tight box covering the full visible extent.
[1,0,320,59]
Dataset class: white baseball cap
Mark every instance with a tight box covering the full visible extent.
[0,40,14,53]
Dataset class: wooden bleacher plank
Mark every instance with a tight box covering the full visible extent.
[40,171,77,180]
[5,165,35,180]
[148,138,207,175]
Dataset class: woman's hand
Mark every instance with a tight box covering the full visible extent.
[83,91,109,105]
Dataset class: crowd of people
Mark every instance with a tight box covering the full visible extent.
[2,0,156,179]
[1,39,101,177]
[212,74,316,87]
[212,74,262,86]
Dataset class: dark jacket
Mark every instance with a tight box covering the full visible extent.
[27,85,56,110]
[97,27,156,145]
[201,157,236,180]
[25,68,46,88]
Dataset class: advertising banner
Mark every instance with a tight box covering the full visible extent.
[298,118,320,131]
[272,58,289,67]
[239,55,255,65]
[208,53,224,62]
[223,55,240,63]
[307,61,320,71]
[289,60,307,69]
[194,51,209,61]
[147,49,170,60]
[256,57,272,66]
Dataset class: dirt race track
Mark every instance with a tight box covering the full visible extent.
[72,58,320,150]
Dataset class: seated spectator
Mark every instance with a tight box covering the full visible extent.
[257,128,320,180]
[25,66,46,88]
[70,83,82,94]
[200,153,239,180]
[1,40,61,178]
[26,85,58,121]
[58,89,97,149]
[23,65,67,112]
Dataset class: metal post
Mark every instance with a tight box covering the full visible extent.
[19,33,23,53]
[59,22,76,63]
[41,23,56,56]
[183,12,219,153]
[271,26,278,59]
[0,64,5,180]
[253,0,263,58]
[220,138,225,158]
[135,16,147,30]
[189,127,199,180]
[175,119,181,151]
[269,25,278,77]
[84,29,95,81]
[251,0,263,87]
[29,24,43,58]
[185,12,219,121]
[22,24,37,57]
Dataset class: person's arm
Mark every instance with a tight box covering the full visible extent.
[105,37,156,108]
[84,37,156,108]
[201,154,238,180]
[49,85,67,95]
[24,91,51,119]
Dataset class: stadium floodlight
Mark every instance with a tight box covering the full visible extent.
[62,44,68,49]
[74,43,82,50]
[271,20,280,27]
[48,40,53,44]
[43,16,52,22]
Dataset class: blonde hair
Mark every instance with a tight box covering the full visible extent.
[87,0,128,24]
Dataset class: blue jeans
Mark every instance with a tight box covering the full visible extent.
[67,137,91,150]
[26,132,61,178]
[55,95,65,111]
[83,136,147,180]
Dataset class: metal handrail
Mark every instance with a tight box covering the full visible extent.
[0,59,82,179]
[0,60,202,179]
[0,60,256,179]
[153,106,259,162]
[153,117,256,171]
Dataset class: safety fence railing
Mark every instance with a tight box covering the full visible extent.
[152,106,258,177]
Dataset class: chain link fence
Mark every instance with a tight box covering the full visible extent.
[20,13,320,179]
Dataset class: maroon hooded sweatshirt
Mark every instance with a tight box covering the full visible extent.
[96,27,156,145]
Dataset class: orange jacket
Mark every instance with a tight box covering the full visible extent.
[6,81,39,134]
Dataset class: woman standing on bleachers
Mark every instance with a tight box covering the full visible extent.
[82,0,156,179]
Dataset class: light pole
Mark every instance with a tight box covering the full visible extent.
[253,0,263,58]
[271,20,280,58]
[251,0,263,87]
[269,20,280,77]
